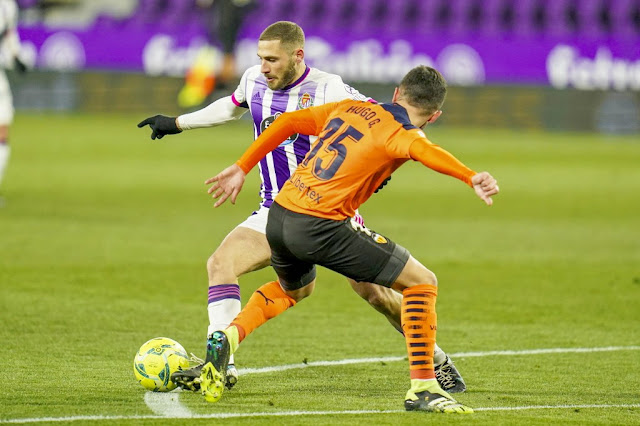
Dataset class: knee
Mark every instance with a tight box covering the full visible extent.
[206,249,233,279]
[423,270,438,286]
[409,259,438,286]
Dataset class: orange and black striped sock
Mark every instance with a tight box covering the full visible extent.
[401,284,438,380]
[230,281,297,343]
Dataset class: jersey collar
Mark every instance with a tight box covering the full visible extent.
[381,103,419,130]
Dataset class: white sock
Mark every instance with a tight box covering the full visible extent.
[433,343,446,366]
[0,143,9,187]
[207,284,241,365]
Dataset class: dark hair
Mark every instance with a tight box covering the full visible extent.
[259,21,305,51]
[399,66,447,115]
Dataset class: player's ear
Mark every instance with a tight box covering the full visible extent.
[294,48,304,64]
[391,87,400,103]
[427,110,442,124]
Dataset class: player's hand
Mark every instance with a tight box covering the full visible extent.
[137,115,182,140]
[471,172,499,206]
[205,164,246,207]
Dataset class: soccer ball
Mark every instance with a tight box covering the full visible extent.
[133,337,189,392]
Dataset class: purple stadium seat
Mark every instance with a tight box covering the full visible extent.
[610,0,640,36]
[574,0,606,37]
[545,0,578,36]
[387,0,428,36]
[421,0,453,33]
[249,0,292,32]
[513,0,541,37]
[446,0,475,35]
[477,0,507,37]
[154,0,197,29]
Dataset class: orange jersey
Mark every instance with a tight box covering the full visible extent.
[236,99,476,220]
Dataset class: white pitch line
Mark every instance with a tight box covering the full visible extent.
[474,404,640,412]
[3,404,639,423]
[142,344,640,417]
[449,345,640,359]
[2,345,638,424]
[238,345,640,376]
[237,355,405,375]
[143,390,191,417]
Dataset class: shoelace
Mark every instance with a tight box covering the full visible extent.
[435,364,457,389]
[189,353,204,366]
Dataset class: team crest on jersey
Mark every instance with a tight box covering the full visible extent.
[297,92,314,109]
[260,112,298,146]
[371,233,388,244]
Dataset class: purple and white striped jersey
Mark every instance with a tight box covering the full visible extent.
[230,65,370,208]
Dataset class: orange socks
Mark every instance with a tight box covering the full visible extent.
[402,284,438,380]
[230,281,297,343]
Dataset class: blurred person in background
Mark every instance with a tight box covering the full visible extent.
[200,0,254,86]
[179,0,254,108]
[139,21,466,395]
[0,0,26,204]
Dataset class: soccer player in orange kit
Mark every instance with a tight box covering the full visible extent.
[201,65,499,413]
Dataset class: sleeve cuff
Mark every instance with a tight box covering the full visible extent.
[231,93,248,108]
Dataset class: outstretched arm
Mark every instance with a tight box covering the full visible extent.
[205,102,339,207]
[409,139,499,205]
[137,96,247,140]
[177,96,247,130]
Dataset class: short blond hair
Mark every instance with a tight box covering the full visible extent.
[259,21,305,52]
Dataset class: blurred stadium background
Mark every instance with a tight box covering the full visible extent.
[10,0,640,133]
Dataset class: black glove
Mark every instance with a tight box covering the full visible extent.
[14,57,27,74]
[137,115,182,140]
[374,176,391,193]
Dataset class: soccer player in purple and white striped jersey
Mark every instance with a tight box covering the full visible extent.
[225,60,371,210]
[138,21,465,394]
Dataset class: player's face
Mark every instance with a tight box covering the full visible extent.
[258,40,299,90]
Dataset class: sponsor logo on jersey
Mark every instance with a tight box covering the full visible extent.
[260,112,298,145]
[298,92,314,109]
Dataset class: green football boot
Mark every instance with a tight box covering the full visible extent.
[200,330,231,403]
[404,379,473,413]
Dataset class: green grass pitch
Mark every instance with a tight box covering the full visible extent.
[1,113,639,425]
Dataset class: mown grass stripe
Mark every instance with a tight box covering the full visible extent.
[3,404,639,423]
[237,345,640,375]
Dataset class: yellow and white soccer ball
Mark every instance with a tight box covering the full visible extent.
[133,337,189,392]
